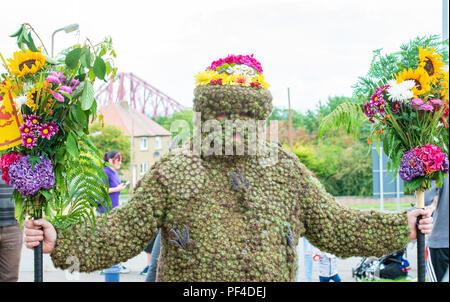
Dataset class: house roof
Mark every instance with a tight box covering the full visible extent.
[99,103,172,137]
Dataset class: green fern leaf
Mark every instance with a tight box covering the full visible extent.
[318,103,367,140]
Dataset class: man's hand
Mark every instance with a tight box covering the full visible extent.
[109,183,127,193]
[407,208,434,241]
[24,219,57,254]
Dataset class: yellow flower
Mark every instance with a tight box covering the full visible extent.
[396,68,431,97]
[419,46,445,84]
[220,74,234,85]
[194,69,270,89]
[440,71,449,103]
[7,49,46,77]
[0,79,14,97]
[195,70,220,85]
[252,74,270,89]
[26,82,46,112]
[26,91,38,111]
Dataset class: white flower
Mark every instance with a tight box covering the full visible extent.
[386,79,415,103]
[225,67,235,74]
[231,64,256,76]
[14,94,28,108]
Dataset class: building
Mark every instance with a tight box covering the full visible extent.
[98,101,172,190]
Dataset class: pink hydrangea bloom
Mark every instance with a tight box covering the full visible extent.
[0,153,22,184]
[414,145,446,172]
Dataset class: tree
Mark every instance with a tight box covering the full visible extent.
[89,123,130,167]
[153,110,194,143]
[269,96,374,196]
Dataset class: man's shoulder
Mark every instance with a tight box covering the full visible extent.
[153,146,205,198]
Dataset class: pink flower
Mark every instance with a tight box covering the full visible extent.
[19,122,34,135]
[415,145,446,172]
[45,75,61,85]
[23,114,42,130]
[429,99,443,107]
[58,85,73,95]
[411,98,424,108]
[22,132,37,149]
[52,91,65,102]
[419,104,434,111]
[0,153,22,184]
[48,121,59,134]
[70,79,80,88]
[207,54,264,73]
[38,123,56,140]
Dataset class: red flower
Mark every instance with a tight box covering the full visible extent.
[210,79,217,85]
[0,153,22,184]
[250,82,261,89]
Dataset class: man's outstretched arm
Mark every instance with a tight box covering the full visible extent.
[294,160,432,258]
[24,165,167,272]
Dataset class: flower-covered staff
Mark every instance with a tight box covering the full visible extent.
[0,23,117,282]
[319,35,449,282]
[24,54,433,282]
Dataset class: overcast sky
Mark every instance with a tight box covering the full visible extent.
[0,0,446,113]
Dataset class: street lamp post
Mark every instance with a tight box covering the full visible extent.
[51,24,79,57]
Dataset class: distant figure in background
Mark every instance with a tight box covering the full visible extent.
[0,173,23,282]
[313,251,341,282]
[425,175,449,282]
[101,150,127,214]
[101,150,129,274]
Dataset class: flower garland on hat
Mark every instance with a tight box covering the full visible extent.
[195,54,270,89]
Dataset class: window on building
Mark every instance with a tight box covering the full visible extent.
[140,162,148,176]
[155,136,162,150]
[140,137,148,151]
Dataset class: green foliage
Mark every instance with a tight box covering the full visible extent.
[292,138,372,196]
[9,24,38,52]
[153,110,193,146]
[269,96,374,197]
[352,35,448,99]
[268,107,304,129]
[49,134,111,231]
[89,123,130,167]
[318,102,367,141]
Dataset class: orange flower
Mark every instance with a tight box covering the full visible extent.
[367,138,372,144]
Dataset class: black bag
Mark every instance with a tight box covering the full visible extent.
[379,257,408,279]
